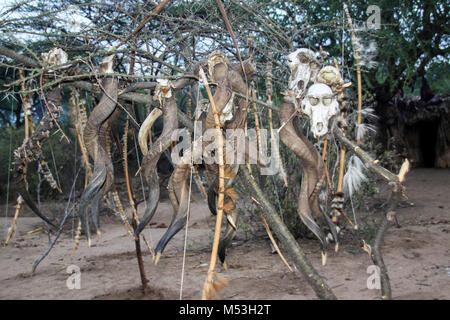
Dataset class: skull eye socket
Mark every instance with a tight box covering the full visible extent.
[309,97,320,106]
[310,61,320,70]
[298,54,309,64]
[322,97,332,106]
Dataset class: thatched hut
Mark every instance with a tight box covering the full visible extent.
[376,95,450,168]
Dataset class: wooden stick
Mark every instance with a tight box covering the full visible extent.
[370,187,401,300]
[266,53,288,186]
[337,144,346,193]
[251,83,263,157]
[5,196,23,244]
[216,0,246,78]
[333,126,410,299]
[19,70,31,139]
[199,67,227,300]
[332,126,400,184]
[343,3,363,128]
[333,59,347,195]
[124,120,154,251]
[193,166,208,201]
[251,197,293,272]
[124,119,154,258]
[111,184,137,241]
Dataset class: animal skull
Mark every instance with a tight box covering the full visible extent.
[208,51,230,81]
[301,83,339,138]
[41,48,68,70]
[285,48,321,98]
[154,79,174,103]
[316,66,344,93]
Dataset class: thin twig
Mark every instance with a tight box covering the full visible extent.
[31,168,81,275]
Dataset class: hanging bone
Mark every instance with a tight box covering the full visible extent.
[134,80,178,236]
[78,54,118,245]
[316,65,345,93]
[13,87,63,228]
[41,47,68,71]
[151,52,254,266]
[154,51,235,263]
[285,48,321,99]
[279,48,339,262]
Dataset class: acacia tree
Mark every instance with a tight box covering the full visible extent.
[0,0,447,300]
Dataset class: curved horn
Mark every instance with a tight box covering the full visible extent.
[78,54,118,244]
[138,107,163,156]
[279,99,331,250]
[135,92,178,236]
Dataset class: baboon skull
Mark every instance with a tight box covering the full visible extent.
[301,83,339,138]
[286,48,320,98]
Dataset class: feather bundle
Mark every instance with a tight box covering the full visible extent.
[360,107,378,120]
[355,123,376,142]
[343,155,367,198]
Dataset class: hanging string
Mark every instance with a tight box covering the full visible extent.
[132,131,155,247]
[179,164,194,300]
[3,99,15,234]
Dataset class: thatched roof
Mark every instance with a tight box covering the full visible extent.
[397,95,450,125]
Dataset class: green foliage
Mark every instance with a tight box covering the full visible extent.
[426,60,450,95]
[0,125,25,201]
[373,137,403,173]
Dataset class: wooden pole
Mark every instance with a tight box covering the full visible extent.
[199,67,228,300]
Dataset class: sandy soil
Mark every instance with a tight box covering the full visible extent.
[0,168,449,300]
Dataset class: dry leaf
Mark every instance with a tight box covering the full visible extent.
[225,187,239,201]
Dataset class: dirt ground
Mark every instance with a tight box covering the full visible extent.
[0,168,449,300]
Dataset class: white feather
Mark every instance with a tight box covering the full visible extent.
[360,107,378,120]
[343,155,367,197]
[319,189,328,203]
[355,123,376,142]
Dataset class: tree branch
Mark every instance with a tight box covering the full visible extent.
[239,165,337,300]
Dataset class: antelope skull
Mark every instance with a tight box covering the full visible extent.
[286,48,321,98]
[41,48,68,71]
[301,83,339,138]
[154,78,174,103]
